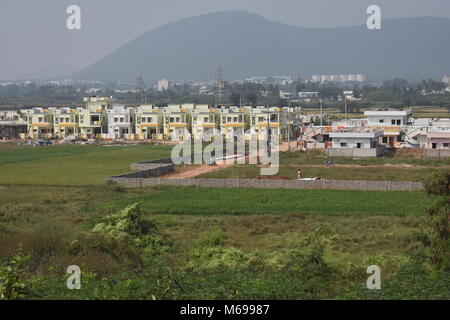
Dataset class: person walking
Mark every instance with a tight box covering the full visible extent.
[297,168,303,180]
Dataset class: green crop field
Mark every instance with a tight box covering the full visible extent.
[0,143,449,300]
[0,143,172,185]
[197,164,439,181]
[98,186,434,216]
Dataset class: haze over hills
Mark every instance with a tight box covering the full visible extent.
[72,11,450,82]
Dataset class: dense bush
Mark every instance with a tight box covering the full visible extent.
[424,170,450,196]
[0,252,30,300]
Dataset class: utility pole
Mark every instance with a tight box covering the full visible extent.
[215,66,224,106]
[267,105,271,157]
[136,72,145,106]
[287,101,291,152]
[320,98,323,126]
[344,95,348,119]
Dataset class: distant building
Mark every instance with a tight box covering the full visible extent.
[311,74,367,83]
[328,130,384,158]
[105,105,135,140]
[426,132,450,150]
[298,92,319,102]
[364,111,412,127]
[443,75,450,86]
[135,104,160,140]
[157,79,170,91]
[343,90,361,101]
[364,110,412,148]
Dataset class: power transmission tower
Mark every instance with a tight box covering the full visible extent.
[215,66,224,106]
[136,72,146,106]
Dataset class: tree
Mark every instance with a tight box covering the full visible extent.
[230,93,241,106]
[246,94,258,107]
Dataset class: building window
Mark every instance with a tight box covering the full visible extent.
[391,119,396,125]
[396,120,401,125]
[444,143,449,148]
[340,142,347,147]
[379,119,384,123]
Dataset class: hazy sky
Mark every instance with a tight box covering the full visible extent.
[1,0,450,80]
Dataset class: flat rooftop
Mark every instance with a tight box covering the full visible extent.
[329,130,383,138]
[364,111,412,116]
[427,132,450,139]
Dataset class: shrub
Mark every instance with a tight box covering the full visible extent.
[93,203,172,260]
[423,170,450,196]
[197,228,227,247]
[0,251,30,300]
[93,203,147,239]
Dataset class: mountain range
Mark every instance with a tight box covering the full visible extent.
[72,11,450,82]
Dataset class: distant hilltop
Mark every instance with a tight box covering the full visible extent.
[72,11,450,82]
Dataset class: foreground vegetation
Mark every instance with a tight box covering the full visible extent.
[0,143,172,185]
[0,183,447,300]
[0,144,449,299]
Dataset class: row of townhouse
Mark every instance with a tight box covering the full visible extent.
[300,110,450,157]
[12,97,301,141]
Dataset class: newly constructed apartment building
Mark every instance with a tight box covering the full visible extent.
[11,97,300,142]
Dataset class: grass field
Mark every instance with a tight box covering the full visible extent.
[97,186,434,216]
[197,164,438,181]
[197,149,449,181]
[0,143,448,299]
[0,143,172,185]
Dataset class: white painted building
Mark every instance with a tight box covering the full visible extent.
[105,105,134,139]
[192,105,218,141]
[365,110,412,147]
[329,130,383,149]
[328,130,384,157]
[157,79,170,91]
[365,111,412,127]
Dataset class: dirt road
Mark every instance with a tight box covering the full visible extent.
[162,163,232,179]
